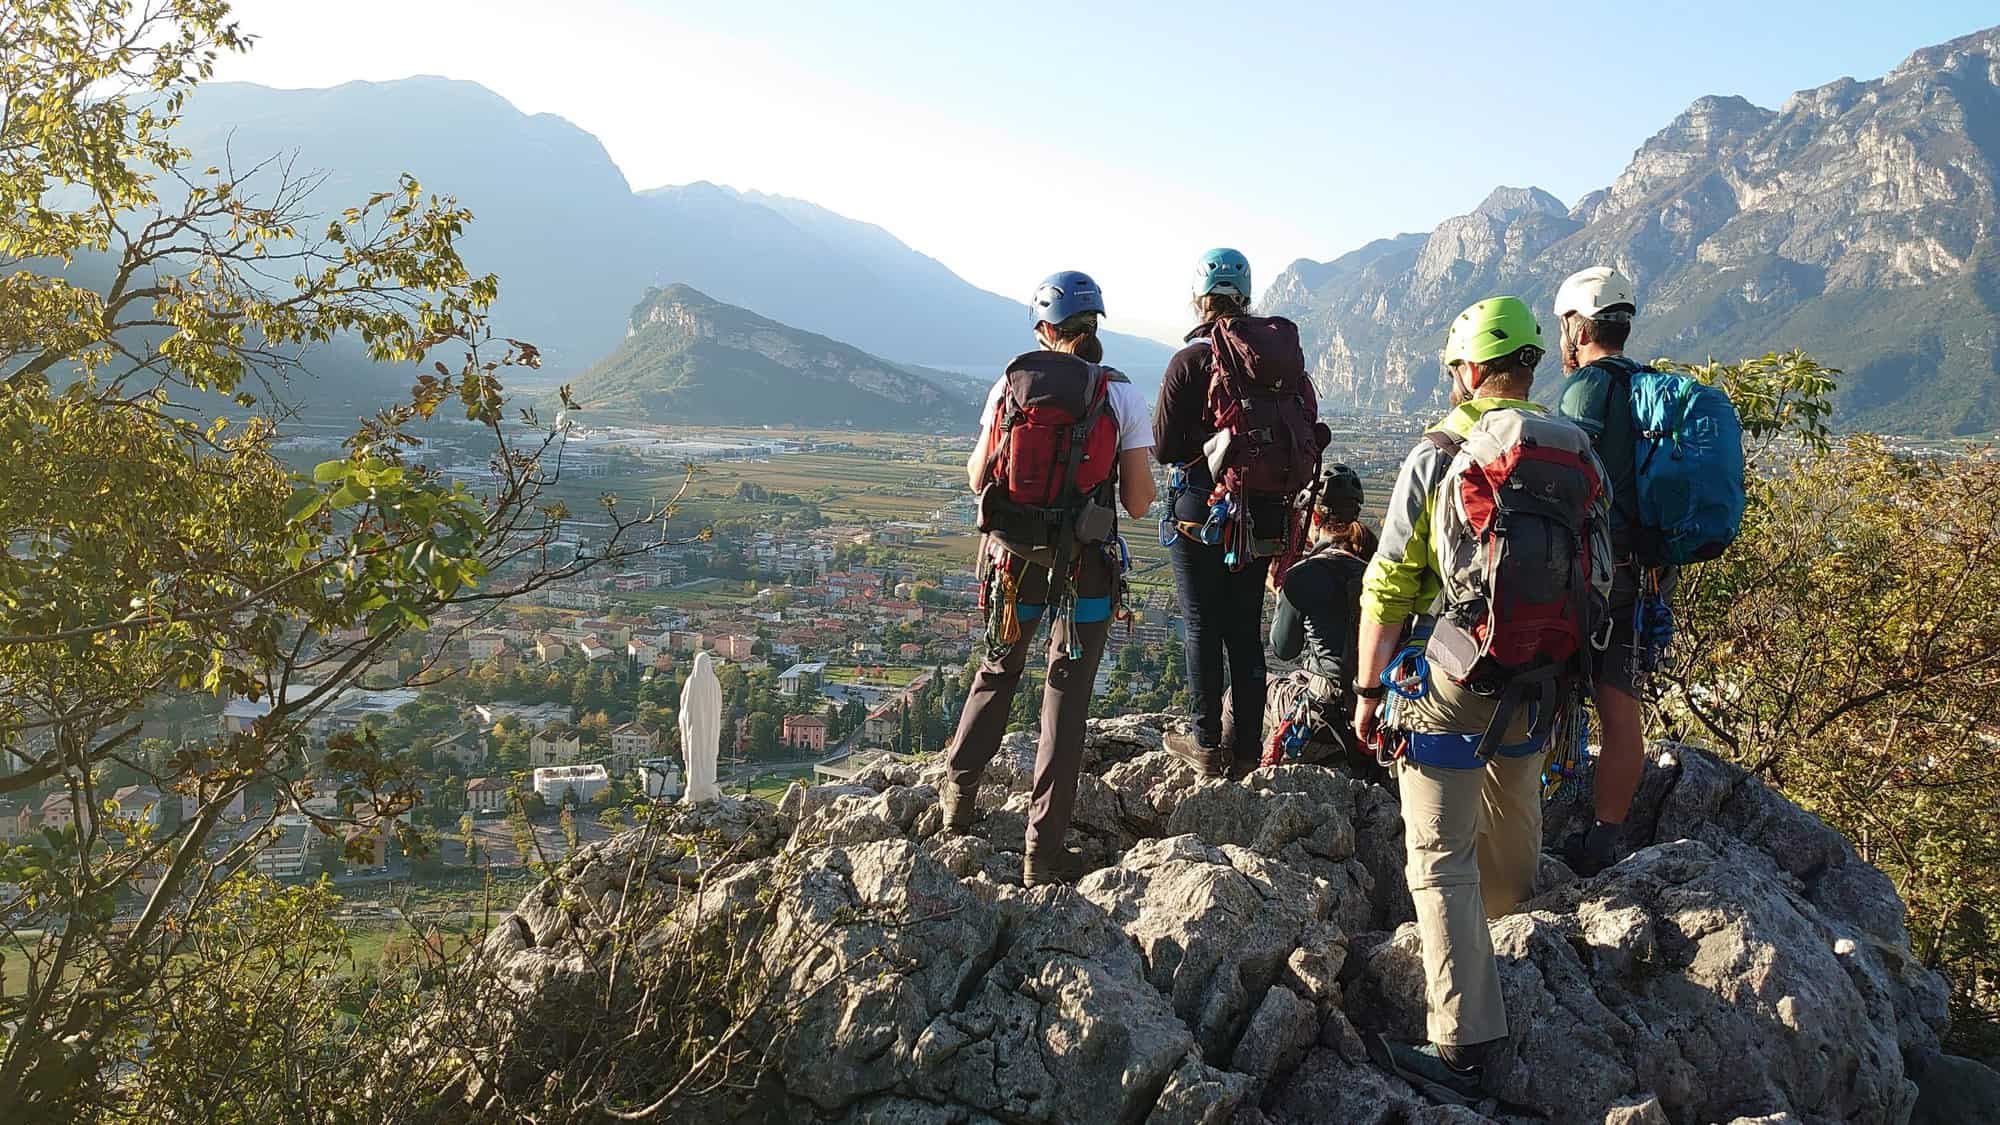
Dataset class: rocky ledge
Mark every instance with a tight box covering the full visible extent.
[456,716,1994,1125]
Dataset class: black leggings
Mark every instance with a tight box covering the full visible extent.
[1168,536,1269,755]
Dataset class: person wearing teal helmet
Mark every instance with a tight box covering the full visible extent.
[1154,248,1289,778]
[1351,297,1611,1101]
[1193,247,1252,302]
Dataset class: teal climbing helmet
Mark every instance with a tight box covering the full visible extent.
[1194,248,1252,300]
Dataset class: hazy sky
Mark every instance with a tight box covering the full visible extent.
[211,1,1995,343]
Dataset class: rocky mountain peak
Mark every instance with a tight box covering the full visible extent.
[1471,185,1568,225]
[1890,23,2000,82]
[425,714,1974,1123]
[1264,22,2000,436]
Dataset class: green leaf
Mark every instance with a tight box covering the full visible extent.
[282,490,326,523]
[312,461,351,483]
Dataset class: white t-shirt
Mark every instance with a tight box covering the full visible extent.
[978,368,1154,452]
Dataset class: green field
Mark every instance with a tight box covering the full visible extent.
[3,934,37,997]
[547,445,964,530]
[825,664,927,686]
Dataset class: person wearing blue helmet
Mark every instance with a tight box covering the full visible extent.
[1154,248,1297,778]
[940,270,1155,887]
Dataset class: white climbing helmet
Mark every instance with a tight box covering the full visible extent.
[1554,266,1637,321]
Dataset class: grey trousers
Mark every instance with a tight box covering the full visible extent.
[944,609,1111,855]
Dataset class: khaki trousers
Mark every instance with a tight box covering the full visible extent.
[1396,750,1545,1046]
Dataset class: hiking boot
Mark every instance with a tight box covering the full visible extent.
[1023,845,1085,888]
[1367,1034,1488,1105]
[1164,727,1229,779]
[940,780,978,835]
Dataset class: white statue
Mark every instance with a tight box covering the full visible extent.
[680,651,723,803]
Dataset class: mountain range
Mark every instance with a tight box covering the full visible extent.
[168,78,1174,394]
[1264,25,2000,436]
[567,285,983,430]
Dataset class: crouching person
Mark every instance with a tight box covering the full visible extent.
[939,270,1156,887]
[1260,463,1380,776]
[1350,297,1610,1099]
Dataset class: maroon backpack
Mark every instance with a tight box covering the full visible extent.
[1203,316,1322,497]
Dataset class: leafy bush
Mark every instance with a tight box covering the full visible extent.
[1656,353,2000,1054]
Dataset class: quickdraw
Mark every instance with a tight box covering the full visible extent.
[1629,565,1676,691]
[980,551,1024,662]
[1541,689,1592,803]
[1369,645,1430,767]
[1109,534,1135,635]
[1263,688,1316,767]
[1160,465,1189,547]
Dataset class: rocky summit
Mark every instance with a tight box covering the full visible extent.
[441,716,1995,1125]
[1265,24,2000,437]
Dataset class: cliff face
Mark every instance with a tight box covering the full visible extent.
[1266,25,2000,436]
[433,715,1979,1124]
[565,284,983,430]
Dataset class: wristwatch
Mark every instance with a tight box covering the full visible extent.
[1353,681,1388,700]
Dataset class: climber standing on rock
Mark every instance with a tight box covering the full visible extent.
[1550,266,1740,877]
[939,270,1156,888]
[1155,248,1327,780]
[1350,296,1611,1100]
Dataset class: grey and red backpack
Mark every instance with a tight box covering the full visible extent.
[1422,407,1610,758]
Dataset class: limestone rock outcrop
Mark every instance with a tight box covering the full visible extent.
[455,716,1981,1124]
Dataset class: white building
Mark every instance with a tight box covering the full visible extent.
[532,764,609,806]
[468,630,509,662]
[636,758,684,802]
[255,816,312,878]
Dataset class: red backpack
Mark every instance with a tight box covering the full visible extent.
[1204,316,1322,497]
[983,352,1121,510]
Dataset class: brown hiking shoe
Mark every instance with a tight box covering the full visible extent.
[1164,727,1229,779]
[940,780,978,834]
[1023,846,1086,888]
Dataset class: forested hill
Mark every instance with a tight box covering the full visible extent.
[566,285,985,430]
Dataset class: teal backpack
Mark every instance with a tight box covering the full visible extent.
[1611,358,1746,565]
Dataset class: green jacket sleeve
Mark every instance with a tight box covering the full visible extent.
[1360,439,1447,625]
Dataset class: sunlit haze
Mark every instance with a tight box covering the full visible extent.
[213,0,1995,344]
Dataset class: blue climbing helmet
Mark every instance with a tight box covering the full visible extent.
[1194,247,1252,300]
[1029,270,1107,327]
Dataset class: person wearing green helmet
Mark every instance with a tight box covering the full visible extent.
[1349,296,1611,1102]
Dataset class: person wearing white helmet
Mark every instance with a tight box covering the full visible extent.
[1552,266,1665,876]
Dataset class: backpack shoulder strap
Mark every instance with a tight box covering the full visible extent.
[1423,430,1465,456]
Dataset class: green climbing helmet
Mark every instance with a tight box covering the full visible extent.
[1443,296,1543,366]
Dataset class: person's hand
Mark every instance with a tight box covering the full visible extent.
[1353,696,1383,747]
